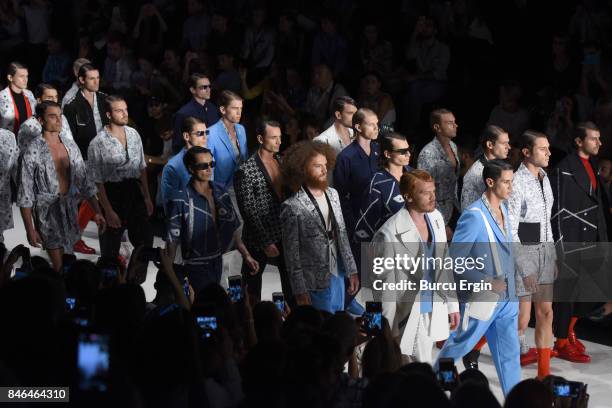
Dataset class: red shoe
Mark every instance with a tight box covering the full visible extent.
[568,331,586,354]
[551,348,559,358]
[520,348,538,366]
[554,342,591,363]
[74,239,96,255]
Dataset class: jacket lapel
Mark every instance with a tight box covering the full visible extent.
[254,152,281,202]
[567,153,596,199]
[394,208,420,250]
[219,124,237,164]
[297,188,326,233]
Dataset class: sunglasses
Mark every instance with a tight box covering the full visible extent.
[197,84,211,90]
[191,130,209,137]
[391,148,411,155]
[193,161,215,170]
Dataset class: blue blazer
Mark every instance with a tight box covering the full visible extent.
[161,148,191,209]
[450,198,516,301]
[207,120,248,189]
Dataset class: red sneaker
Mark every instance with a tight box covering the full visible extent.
[568,331,586,354]
[74,239,96,255]
[520,348,538,366]
[554,342,591,363]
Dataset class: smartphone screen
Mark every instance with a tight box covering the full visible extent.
[552,380,571,397]
[568,381,583,399]
[363,301,382,335]
[227,275,242,302]
[101,267,118,282]
[66,297,76,312]
[183,277,190,297]
[13,267,28,280]
[272,292,284,313]
[196,316,217,339]
[438,358,457,391]
[77,333,110,392]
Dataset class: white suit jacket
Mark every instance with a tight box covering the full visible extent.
[371,207,459,353]
[0,87,36,133]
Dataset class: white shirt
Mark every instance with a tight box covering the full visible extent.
[314,123,354,156]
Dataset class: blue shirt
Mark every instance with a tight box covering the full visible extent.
[160,148,191,209]
[172,99,220,152]
[333,141,380,234]
[207,120,248,190]
[166,181,240,264]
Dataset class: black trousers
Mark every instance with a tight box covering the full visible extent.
[241,243,294,307]
[99,179,153,260]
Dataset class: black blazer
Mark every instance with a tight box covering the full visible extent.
[550,152,611,245]
[63,90,108,159]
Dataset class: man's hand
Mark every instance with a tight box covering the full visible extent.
[263,244,280,258]
[106,209,122,229]
[26,228,42,248]
[491,278,507,294]
[144,197,154,216]
[243,255,260,275]
[445,225,454,241]
[347,274,360,296]
[94,213,107,234]
[295,293,311,306]
[448,312,460,330]
[522,274,538,293]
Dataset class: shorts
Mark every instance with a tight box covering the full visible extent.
[515,243,556,297]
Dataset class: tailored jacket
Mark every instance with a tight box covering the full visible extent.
[0,87,36,134]
[207,120,248,189]
[370,207,459,346]
[63,90,108,159]
[280,187,358,295]
[235,152,287,251]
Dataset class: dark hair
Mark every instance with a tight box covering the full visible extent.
[352,107,376,129]
[504,379,553,408]
[332,96,357,116]
[518,130,547,152]
[430,108,452,129]
[379,132,408,168]
[77,63,98,79]
[35,83,57,99]
[480,125,507,150]
[181,116,204,134]
[482,159,513,184]
[7,61,26,76]
[189,72,209,89]
[104,95,126,114]
[183,146,212,174]
[256,119,281,138]
[35,101,61,117]
[218,90,242,108]
[573,121,599,142]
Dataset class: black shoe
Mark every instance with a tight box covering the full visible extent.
[462,349,480,370]
[588,306,612,323]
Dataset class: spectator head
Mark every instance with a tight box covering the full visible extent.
[365,372,450,407]
[256,119,282,153]
[189,73,212,102]
[363,23,380,45]
[162,49,180,69]
[146,96,164,117]
[284,115,302,141]
[7,62,28,91]
[252,301,283,343]
[281,141,335,192]
[72,58,90,78]
[353,108,379,140]
[35,101,62,133]
[519,130,550,168]
[64,259,101,305]
[183,146,214,181]
[218,90,243,124]
[361,71,383,96]
[322,312,358,365]
[187,0,205,16]
[181,116,207,149]
[104,95,129,126]
[242,341,287,407]
[312,64,333,90]
[332,96,357,128]
[47,36,63,55]
[552,32,569,56]
[399,362,436,382]
[482,159,513,199]
[212,10,230,32]
[379,132,411,169]
[430,108,457,139]
[599,158,612,182]
[481,125,510,160]
[217,52,235,71]
[573,121,601,158]
[302,116,321,140]
[452,382,500,408]
[77,63,100,92]
[416,16,438,41]
[499,80,522,110]
[35,83,59,103]
[320,10,339,35]
[251,6,267,27]
[504,379,553,408]
[458,368,490,388]
[279,11,296,33]
[400,170,436,213]
[106,34,125,62]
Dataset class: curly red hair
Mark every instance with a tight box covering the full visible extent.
[281,141,336,192]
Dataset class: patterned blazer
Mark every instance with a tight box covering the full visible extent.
[234,152,286,251]
[280,187,358,295]
[0,87,36,134]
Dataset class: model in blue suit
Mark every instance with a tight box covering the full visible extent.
[435,193,520,396]
[207,119,248,190]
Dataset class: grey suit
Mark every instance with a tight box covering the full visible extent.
[280,187,358,295]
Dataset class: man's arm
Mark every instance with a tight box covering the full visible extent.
[333,154,355,232]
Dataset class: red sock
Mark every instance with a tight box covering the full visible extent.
[474,336,487,351]
[537,348,551,379]
[556,338,568,348]
[77,202,96,231]
[568,317,578,334]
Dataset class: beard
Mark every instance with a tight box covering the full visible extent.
[305,172,328,190]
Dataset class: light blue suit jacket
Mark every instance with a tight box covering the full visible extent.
[160,148,190,209]
[450,197,516,301]
[207,120,248,189]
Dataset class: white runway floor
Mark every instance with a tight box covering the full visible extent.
[4,205,612,406]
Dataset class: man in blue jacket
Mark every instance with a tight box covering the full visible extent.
[434,159,520,396]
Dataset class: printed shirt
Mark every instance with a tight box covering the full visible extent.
[17,115,73,155]
[166,181,240,264]
[461,158,486,212]
[87,126,146,183]
[0,129,18,231]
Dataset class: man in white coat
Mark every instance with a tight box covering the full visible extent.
[371,169,460,363]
